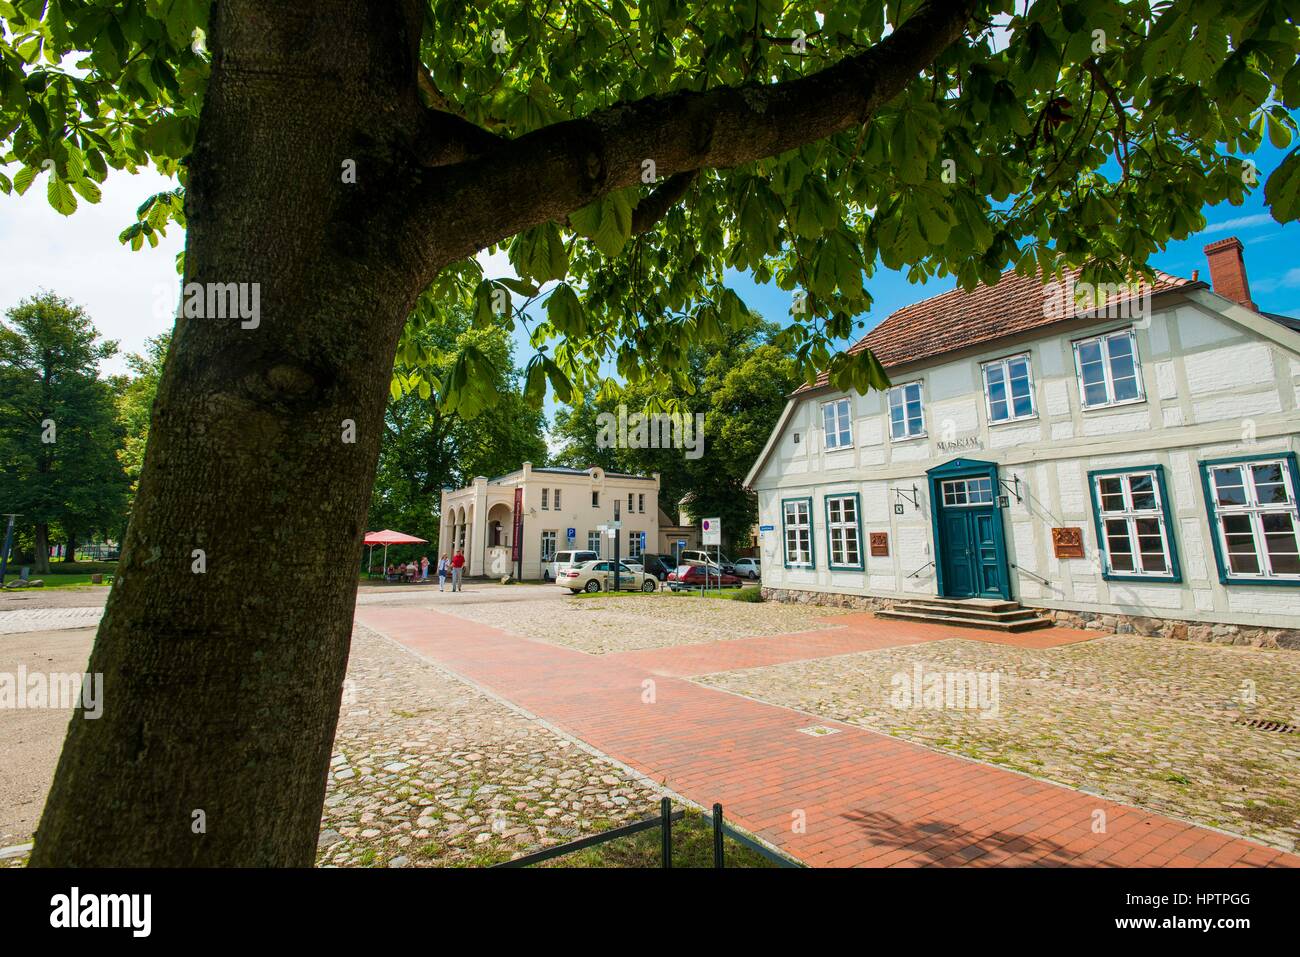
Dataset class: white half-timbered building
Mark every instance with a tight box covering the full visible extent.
[745,237,1300,647]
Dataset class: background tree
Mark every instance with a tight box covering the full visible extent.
[4,0,1296,865]
[115,332,171,534]
[0,292,128,572]
[551,315,799,551]
[368,302,547,559]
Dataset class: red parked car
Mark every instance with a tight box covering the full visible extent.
[666,564,743,590]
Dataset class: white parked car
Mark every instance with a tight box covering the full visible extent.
[733,557,761,579]
[557,560,658,594]
[543,549,599,582]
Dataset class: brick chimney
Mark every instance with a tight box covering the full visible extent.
[1202,236,1255,309]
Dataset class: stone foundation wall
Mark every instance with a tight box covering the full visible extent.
[1041,608,1299,651]
[761,587,1299,651]
[761,587,895,613]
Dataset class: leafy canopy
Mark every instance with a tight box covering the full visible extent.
[3,0,1299,401]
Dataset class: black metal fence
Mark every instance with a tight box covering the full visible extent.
[494,798,803,868]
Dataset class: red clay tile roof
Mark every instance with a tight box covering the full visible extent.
[798,266,1198,393]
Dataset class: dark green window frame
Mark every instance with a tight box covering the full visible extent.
[823,492,864,571]
[781,496,815,569]
[1087,464,1182,583]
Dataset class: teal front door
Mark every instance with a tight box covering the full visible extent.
[939,507,1003,598]
[928,461,1011,601]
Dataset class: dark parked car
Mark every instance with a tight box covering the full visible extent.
[666,564,743,590]
[636,553,678,582]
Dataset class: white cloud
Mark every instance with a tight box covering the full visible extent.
[1249,266,1300,294]
[1201,213,1275,235]
[0,167,183,375]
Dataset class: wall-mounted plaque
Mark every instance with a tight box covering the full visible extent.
[869,532,889,557]
[1052,527,1084,559]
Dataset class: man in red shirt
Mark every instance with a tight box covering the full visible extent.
[450,549,465,592]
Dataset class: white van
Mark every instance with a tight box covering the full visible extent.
[543,549,599,582]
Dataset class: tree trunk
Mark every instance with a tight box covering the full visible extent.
[63,532,78,564]
[32,1,432,866]
[33,523,50,575]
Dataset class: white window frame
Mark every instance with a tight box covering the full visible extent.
[592,490,600,508]
[541,530,557,561]
[1206,459,1300,581]
[1093,470,1175,578]
[554,488,561,509]
[638,493,645,513]
[982,353,1036,424]
[627,530,643,558]
[940,477,994,507]
[782,499,813,568]
[586,530,603,557]
[887,381,926,440]
[825,495,862,570]
[541,488,549,510]
[821,397,853,450]
[1072,328,1145,410]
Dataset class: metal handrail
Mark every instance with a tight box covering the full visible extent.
[1010,563,1051,585]
[493,798,804,868]
[494,798,683,867]
[906,560,935,580]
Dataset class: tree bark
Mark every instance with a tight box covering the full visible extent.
[33,523,50,576]
[63,532,78,564]
[32,0,431,866]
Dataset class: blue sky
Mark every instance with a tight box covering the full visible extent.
[724,139,1300,360]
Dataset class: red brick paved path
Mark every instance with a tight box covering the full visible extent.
[356,606,1298,868]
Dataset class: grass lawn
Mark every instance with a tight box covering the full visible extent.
[2,560,116,589]
[540,810,783,868]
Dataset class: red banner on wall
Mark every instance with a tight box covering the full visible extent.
[511,486,524,563]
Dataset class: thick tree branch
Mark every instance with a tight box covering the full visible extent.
[414,66,509,166]
[393,0,977,273]
[631,170,698,234]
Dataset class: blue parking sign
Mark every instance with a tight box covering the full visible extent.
[566,528,576,540]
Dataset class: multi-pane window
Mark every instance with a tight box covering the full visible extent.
[628,493,635,512]
[822,398,852,449]
[1092,470,1175,578]
[541,488,550,509]
[554,489,561,509]
[587,531,603,556]
[888,382,925,439]
[1074,329,1143,408]
[826,495,862,569]
[782,499,813,567]
[941,477,994,506]
[983,354,1035,423]
[628,531,643,558]
[1205,459,1300,581]
[541,531,557,561]
[638,493,645,513]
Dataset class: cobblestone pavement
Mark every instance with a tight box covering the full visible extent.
[441,593,854,654]
[317,625,666,867]
[696,633,1300,852]
[0,606,105,634]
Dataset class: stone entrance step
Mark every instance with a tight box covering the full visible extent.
[878,597,1053,633]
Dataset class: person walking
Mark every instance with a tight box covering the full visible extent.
[451,548,465,592]
[437,553,449,591]
[420,555,430,581]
